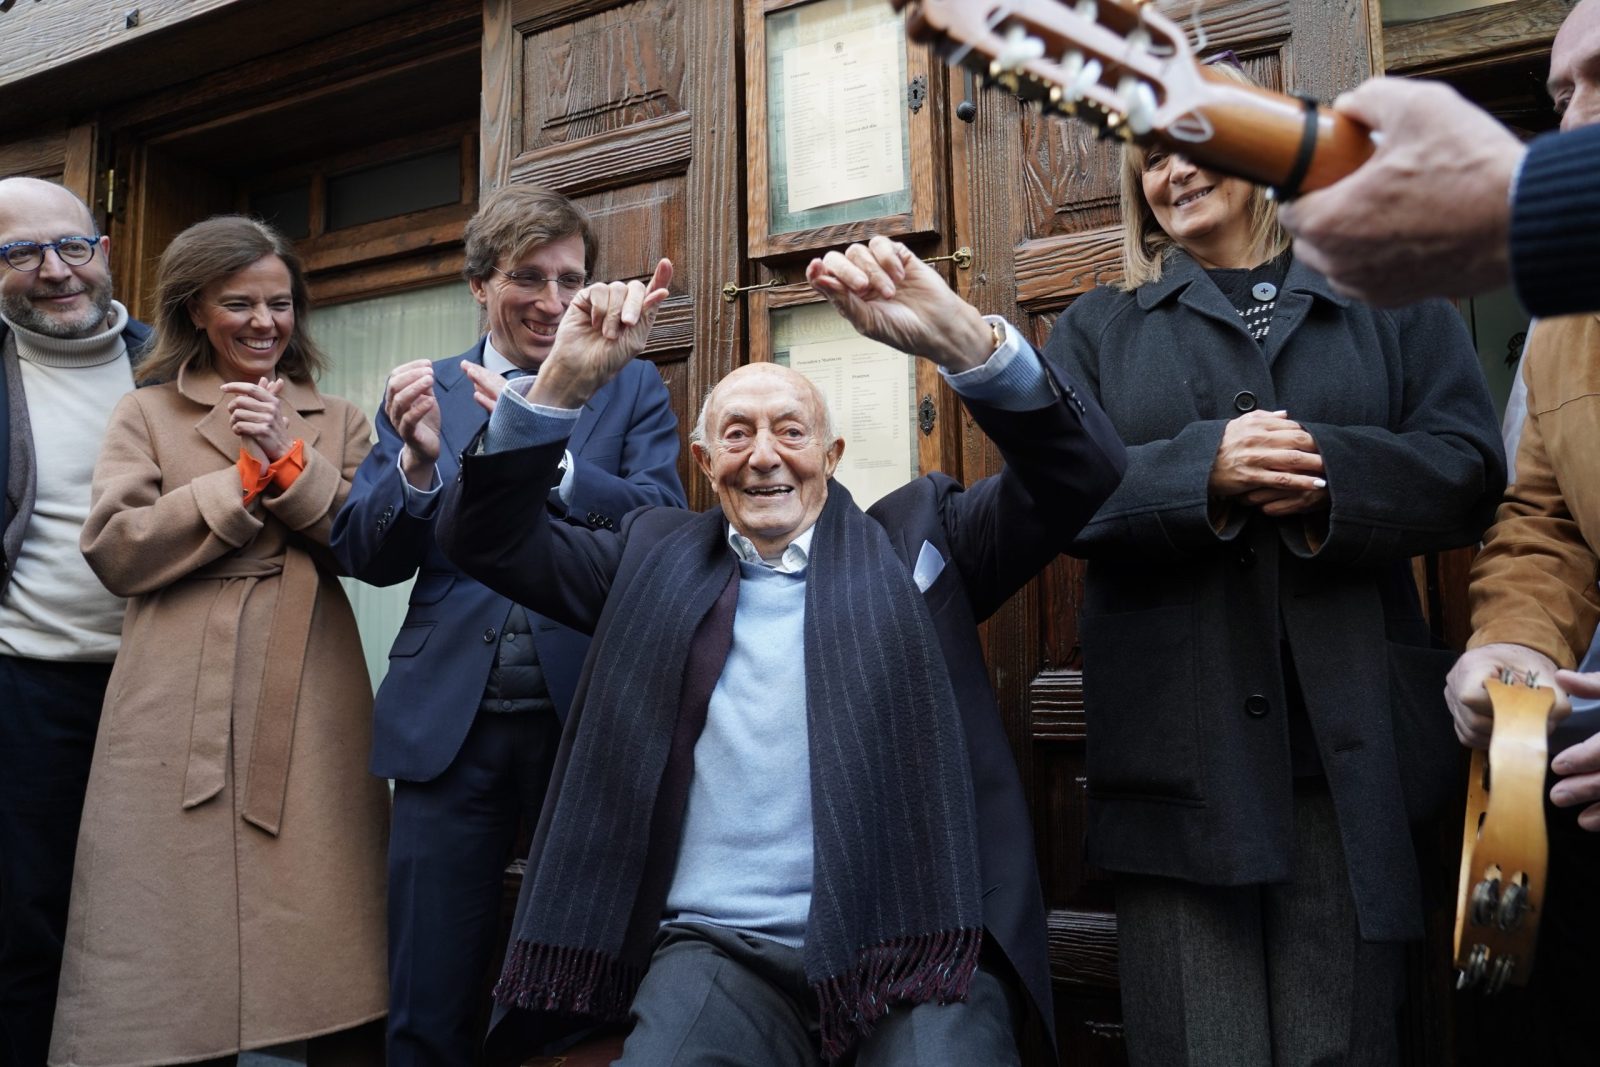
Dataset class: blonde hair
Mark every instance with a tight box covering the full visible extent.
[136,215,325,383]
[1116,62,1289,290]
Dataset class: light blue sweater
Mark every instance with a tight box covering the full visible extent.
[663,559,813,947]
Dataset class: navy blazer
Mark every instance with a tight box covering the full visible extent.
[435,365,1128,1063]
[329,340,685,783]
[1,316,151,594]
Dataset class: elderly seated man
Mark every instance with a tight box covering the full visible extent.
[435,237,1126,1066]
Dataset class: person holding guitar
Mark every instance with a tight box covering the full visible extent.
[1042,60,1505,1067]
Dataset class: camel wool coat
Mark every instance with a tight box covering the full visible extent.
[50,365,389,1067]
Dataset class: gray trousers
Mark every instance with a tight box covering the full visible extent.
[614,922,1021,1066]
[1115,783,1405,1067]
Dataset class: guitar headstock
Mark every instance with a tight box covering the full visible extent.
[892,0,1374,194]
[892,1,1205,139]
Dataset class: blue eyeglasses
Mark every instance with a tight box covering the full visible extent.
[0,236,100,272]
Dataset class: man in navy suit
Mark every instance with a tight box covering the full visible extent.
[329,184,685,1067]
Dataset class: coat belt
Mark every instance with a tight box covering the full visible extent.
[181,548,318,836]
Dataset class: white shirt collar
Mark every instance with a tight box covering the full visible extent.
[482,335,531,378]
[727,523,815,574]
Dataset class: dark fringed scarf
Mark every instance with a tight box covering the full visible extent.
[494,481,984,1060]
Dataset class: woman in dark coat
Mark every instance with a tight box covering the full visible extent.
[1044,66,1505,1066]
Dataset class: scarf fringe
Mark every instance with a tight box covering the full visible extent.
[492,939,641,1021]
[813,926,984,1062]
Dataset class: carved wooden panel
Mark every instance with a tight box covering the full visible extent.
[518,0,685,155]
[485,0,741,510]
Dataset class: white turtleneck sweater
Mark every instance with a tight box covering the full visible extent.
[0,301,135,661]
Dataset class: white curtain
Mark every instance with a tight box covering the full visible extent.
[313,283,481,689]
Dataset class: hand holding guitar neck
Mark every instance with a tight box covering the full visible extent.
[893,0,1373,196]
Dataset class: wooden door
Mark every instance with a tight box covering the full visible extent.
[943,2,1385,1062]
[481,0,745,504]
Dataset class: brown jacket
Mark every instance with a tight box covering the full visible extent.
[1470,313,1600,665]
[50,366,388,1066]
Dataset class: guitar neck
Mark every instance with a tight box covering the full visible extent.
[1179,72,1373,194]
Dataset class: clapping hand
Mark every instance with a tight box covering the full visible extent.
[221,377,290,462]
[383,360,442,488]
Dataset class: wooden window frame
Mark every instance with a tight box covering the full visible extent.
[743,0,945,261]
[235,122,480,306]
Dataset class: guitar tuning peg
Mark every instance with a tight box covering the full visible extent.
[1118,77,1158,135]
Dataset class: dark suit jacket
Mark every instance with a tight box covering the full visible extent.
[329,340,685,782]
[1046,253,1505,940]
[1,316,150,598]
[1512,122,1600,318]
[435,368,1127,1061]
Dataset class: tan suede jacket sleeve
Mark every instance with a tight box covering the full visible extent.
[1467,314,1600,668]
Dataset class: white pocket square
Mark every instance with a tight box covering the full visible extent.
[913,540,946,593]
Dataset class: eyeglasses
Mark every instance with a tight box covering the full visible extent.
[491,266,587,295]
[0,236,100,272]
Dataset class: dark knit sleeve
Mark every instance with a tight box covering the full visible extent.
[1511,124,1600,317]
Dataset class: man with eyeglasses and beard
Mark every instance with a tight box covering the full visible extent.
[0,176,148,1066]
[330,183,685,1066]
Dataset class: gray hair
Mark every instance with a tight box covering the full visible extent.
[689,375,841,450]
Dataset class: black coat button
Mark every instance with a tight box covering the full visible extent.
[1237,545,1256,568]
[1244,694,1270,717]
[1233,390,1257,413]
[482,627,497,643]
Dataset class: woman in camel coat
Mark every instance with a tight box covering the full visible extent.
[51,217,387,1067]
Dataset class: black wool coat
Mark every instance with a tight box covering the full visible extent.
[1044,252,1506,941]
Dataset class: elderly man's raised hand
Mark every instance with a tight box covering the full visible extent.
[525,258,673,410]
[807,236,994,373]
[1279,78,1524,306]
